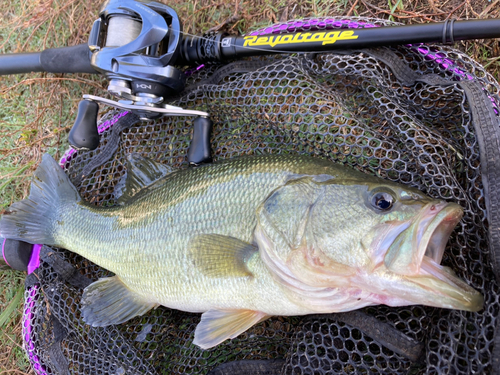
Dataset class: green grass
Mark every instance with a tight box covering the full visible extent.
[0,271,32,373]
[0,0,499,373]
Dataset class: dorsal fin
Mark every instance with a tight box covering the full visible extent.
[115,153,177,205]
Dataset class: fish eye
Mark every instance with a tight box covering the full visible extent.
[371,191,394,211]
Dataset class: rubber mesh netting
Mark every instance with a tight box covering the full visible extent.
[21,17,500,374]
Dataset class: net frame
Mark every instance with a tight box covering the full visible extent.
[20,17,500,375]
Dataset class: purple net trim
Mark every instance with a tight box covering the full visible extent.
[23,285,47,375]
[27,245,41,275]
[416,47,474,80]
[59,111,129,167]
[414,47,499,114]
[2,238,10,268]
[248,18,378,35]
[185,64,206,77]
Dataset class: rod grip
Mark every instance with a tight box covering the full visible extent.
[40,44,97,74]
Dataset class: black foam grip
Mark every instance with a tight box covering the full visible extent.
[69,100,100,151]
[3,239,33,272]
[188,117,213,165]
[40,44,97,74]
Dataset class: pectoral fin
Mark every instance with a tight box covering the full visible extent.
[193,309,270,349]
[189,234,258,277]
[81,276,158,327]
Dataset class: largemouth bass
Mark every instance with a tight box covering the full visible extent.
[0,153,483,348]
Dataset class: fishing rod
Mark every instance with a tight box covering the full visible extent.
[1,0,500,155]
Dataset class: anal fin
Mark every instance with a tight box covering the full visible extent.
[81,276,158,327]
[193,309,270,349]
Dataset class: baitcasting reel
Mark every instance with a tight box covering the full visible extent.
[69,0,213,164]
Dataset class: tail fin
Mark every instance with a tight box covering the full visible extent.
[0,154,80,245]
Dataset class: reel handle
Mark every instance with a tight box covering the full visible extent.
[188,117,213,166]
[68,100,100,151]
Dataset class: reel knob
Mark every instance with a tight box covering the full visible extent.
[68,99,100,150]
[188,116,213,166]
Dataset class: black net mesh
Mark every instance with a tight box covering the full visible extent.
[22,18,500,374]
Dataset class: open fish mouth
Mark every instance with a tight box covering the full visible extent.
[384,202,463,275]
[382,202,483,312]
[417,203,463,269]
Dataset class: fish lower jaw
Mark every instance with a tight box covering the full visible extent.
[353,263,483,312]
